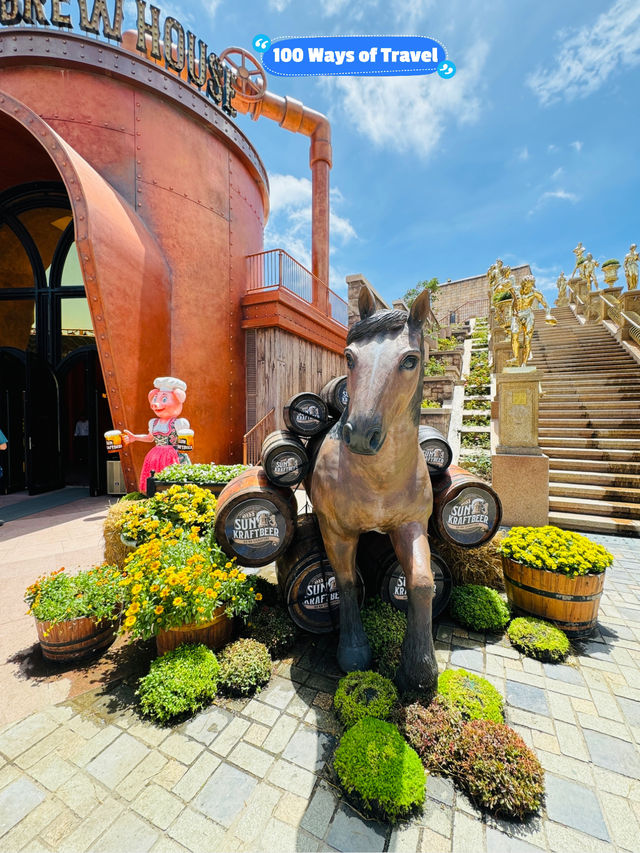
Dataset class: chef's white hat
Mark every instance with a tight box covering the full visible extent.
[153,376,187,392]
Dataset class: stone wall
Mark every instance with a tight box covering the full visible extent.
[435,264,532,324]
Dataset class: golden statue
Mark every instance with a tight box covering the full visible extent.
[555,271,569,307]
[624,244,639,290]
[492,263,515,333]
[508,275,556,367]
[581,252,599,290]
[571,241,585,279]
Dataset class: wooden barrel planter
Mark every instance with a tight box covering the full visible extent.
[502,556,605,639]
[418,425,453,476]
[277,513,365,634]
[320,375,349,416]
[35,616,118,662]
[156,607,233,655]
[261,430,310,487]
[430,464,502,548]
[214,466,298,568]
[283,392,330,437]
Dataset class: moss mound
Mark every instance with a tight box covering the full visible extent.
[137,643,219,725]
[449,584,510,632]
[334,671,398,729]
[334,717,426,822]
[219,638,271,696]
[456,719,545,818]
[507,617,570,663]
[438,668,504,723]
[361,598,406,678]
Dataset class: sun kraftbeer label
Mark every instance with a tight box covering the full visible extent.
[270,450,305,485]
[287,558,365,633]
[442,486,498,545]
[337,379,349,410]
[421,443,447,469]
[225,498,287,561]
[381,553,451,618]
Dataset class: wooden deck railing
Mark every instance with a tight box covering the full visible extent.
[242,408,275,465]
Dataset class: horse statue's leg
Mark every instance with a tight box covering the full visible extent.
[321,527,372,672]
[390,521,438,701]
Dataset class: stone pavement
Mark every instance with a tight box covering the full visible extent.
[1,500,640,852]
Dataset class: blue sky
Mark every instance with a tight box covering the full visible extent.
[123,0,640,308]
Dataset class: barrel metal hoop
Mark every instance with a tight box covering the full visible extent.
[505,576,601,602]
[40,625,115,647]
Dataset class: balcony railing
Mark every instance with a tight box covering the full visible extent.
[246,249,348,327]
[436,296,489,327]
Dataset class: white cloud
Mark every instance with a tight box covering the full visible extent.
[267,0,292,11]
[551,167,564,180]
[570,140,583,152]
[518,147,529,161]
[528,188,579,216]
[547,144,558,153]
[325,40,488,159]
[390,0,437,31]
[527,0,640,105]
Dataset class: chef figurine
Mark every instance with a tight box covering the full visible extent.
[123,376,191,493]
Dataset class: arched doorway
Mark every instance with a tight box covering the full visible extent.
[0,182,112,495]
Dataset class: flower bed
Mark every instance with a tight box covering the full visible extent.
[118,484,217,546]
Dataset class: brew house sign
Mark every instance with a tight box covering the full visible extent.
[0,0,237,116]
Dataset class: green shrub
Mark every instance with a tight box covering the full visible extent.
[334,671,398,728]
[438,669,504,723]
[219,638,271,696]
[438,337,459,351]
[463,414,490,427]
[242,604,298,657]
[137,644,219,724]
[421,399,442,409]
[459,452,492,482]
[507,617,570,663]
[456,720,545,818]
[155,463,249,484]
[602,259,620,267]
[460,431,491,449]
[251,575,280,607]
[424,357,446,376]
[334,717,426,822]
[464,399,490,410]
[25,565,123,625]
[361,598,406,678]
[450,585,510,632]
[399,696,463,774]
[119,491,147,501]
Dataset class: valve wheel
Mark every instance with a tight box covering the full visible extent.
[219,47,267,102]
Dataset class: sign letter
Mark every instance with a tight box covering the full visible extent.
[136,0,162,61]
[163,16,185,72]
[51,0,72,28]
[78,0,123,41]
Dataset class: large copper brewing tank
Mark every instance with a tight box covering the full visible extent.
[0,29,270,489]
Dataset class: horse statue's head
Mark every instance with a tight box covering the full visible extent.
[342,285,432,455]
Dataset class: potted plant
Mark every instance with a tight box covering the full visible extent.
[498,526,613,638]
[25,565,123,661]
[601,259,621,286]
[119,533,261,655]
[147,463,249,497]
[118,483,217,547]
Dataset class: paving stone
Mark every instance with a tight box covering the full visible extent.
[0,778,46,837]
[486,642,520,659]
[591,689,624,722]
[39,805,81,848]
[536,749,594,785]
[274,791,309,827]
[485,814,546,850]
[229,782,282,843]
[210,717,250,757]
[419,828,451,852]
[571,696,597,715]
[506,707,555,734]
[193,762,257,827]
[388,822,421,852]
[0,765,19,791]
[242,699,281,727]
[599,790,640,851]
[227,741,274,778]
[159,732,204,765]
[554,720,590,761]
[282,727,334,773]
[545,821,615,853]
[118,751,168,801]
[455,790,482,818]
[578,713,630,740]
[579,640,615,662]
[486,825,542,853]
[419,799,453,836]
[304,706,341,733]
[300,782,338,837]
[258,677,299,709]
[92,809,159,853]
[86,732,150,789]
[249,816,301,853]
[57,797,124,853]
[0,794,63,851]
[0,713,57,761]
[244,722,270,747]
[449,647,483,672]
[14,727,73,770]
[426,774,455,806]
[267,759,317,798]
[543,663,585,685]
[167,807,225,849]
[69,725,121,767]
[154,757,188,790]
[262,715,299,754]
[56,771,110,816]
[452,809,484,853]
[286,688,318,718]
[531,730,560,753]
[172,751,220,802]
[326,804,387,852]
[545,773,609,841]
[547,691,576,723]
[150,837,190,853]
[125,722,169,748]
[617,695,640,727]
[522,658,544,676]
[132,783,183,830]
[180,708,232,746]
[504,669,546,689]
[592,765,633,797]
[506,681,549,715]
[584,729,640,778]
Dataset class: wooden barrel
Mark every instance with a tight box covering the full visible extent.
[320,375,349,416]
[261,430,310,487]
[430,465,502,548]
[214,466,298,568]
[156,607,233,655]
[502,556,604,639]
[36,616,118,662]
[277,513,365,633]
[356,531,452,619]
[283,392,330,437]
[418,425,453,476]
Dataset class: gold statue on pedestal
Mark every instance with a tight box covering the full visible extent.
[624,244,639,290]
[570,242,585,279]
[555,271,569,306]
[491,262,516,334]
[581,253,599,290]
[508,275,556,367]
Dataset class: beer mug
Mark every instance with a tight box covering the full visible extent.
[177,428,194,452]
[104,430,123,453]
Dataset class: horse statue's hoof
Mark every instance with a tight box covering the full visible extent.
[395,663,438,703]
[337,640,372,673]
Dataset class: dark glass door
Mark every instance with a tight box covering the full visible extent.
[0,348,26,494]
[25,352,63,494]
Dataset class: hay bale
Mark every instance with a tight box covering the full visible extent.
[103,501,136,568]
[434,532,505,591]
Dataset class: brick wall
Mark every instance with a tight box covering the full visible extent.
[434,264,532,324]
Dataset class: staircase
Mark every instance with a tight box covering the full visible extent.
[530,305,640,536]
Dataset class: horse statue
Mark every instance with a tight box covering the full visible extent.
[311,285,438,699]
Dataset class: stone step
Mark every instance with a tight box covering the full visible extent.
[548,510,640,537]
[549,482,640,504]
[549,457,640,475]
[541,392,640,402]
[539,420,640,431]
[540,401,640,412]
[539,426,640,437]
[542,446,639,461]
[549,495,640,520]
[540,436,640,449]
[549,468,640,487]
[534,359,635,369]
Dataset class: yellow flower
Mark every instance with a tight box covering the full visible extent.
[131,583,143,595]
[173,597,184,606]
[154,605,164,615]
[124,615,136,627]
[150,584,159,593]
[127,602,140,615]
[160,587,170,598]
[255,593,263,601]
[205,588,214,597]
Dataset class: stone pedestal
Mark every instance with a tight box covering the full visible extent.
[493,340,514,374]
[495,366,541,455]
[599,286,623,322]
[555,294,569,308]
[492,453,549,527]
[616,290,640,342]
[585,290,602,324]
[570,277,588,316]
